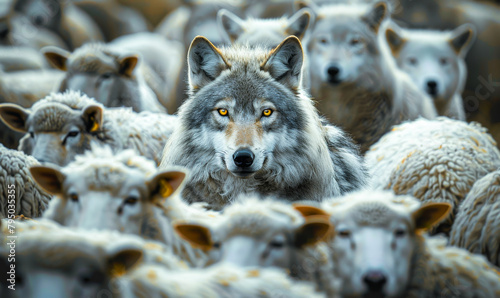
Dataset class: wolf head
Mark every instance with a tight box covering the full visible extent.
[306,2,388,88]
[386,24,475,104]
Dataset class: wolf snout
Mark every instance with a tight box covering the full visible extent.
[327,65,342,84]
[363,270,387,293]
[233,149,255,168]
[425,80,439,96]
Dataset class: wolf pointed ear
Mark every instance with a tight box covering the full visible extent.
[29,165,65,196]
[217,9,244,43]
[188,36,230,91]
[363,2,388,32]
[107,248,143,277]
[82,105,103,133]
[449,24,476,56]
[119,55,139,77]
[412,202,452,232]
[0,103,30,133]
[385,27,406,55]
[262,36,304,90]
[286,8,313,40]
[147,169,187,202]
[42,46,70,71]
[174,223,213,250]
[295,216,332,247]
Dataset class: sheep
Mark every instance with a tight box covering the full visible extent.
[449,169,500,267]
[365,117,500,234]
[0,91,177,166]
[118,263,325,298]
[42,32,184,113]
[174,197,337,295]
[0,219,187,298]
[0,46,47,71]
[317,190,500,298]
[29,145,214,267]
[0,143,51,218]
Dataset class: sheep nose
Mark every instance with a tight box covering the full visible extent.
[363,270,387,291]
[233,149,254,168]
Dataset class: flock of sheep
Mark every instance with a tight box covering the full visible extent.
[1,0,500,297]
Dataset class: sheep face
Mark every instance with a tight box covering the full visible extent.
[175,206,330,275]
[322,192,451,298]
[0,102,103,166]
[30,163,186,236]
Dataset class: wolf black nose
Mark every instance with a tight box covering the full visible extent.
[233,149,254,168]
[426,80,438,95]
[327,66,340,77]
[363,271,387,291]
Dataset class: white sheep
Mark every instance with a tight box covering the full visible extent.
[365,117,500,234]
[449,169,500,267]
[173,196,338,296]
[118,263,325,298]
[0,219,187,298]
[0,90,177,166]
[317,190,500,298]
[0,143,51,218]
[30,145,215,267]
[0,46,48,71]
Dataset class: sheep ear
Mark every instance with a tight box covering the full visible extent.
[293,204,330,217]
[188,36,230,91]
[107,248,143,277]
[119,55,138,77]
[174,223,213,250]
[42,46,70,71]
[295,216,332,247]
[0,103,30,133]
[261,36,304,90]
[217,9,244,43]
[29,165,65,196]
[286,8,313,40]
[82,105,103,133]
[449,24,475,56]
[147,170,187,202]
[385,27,406,56]
[412,202,452,232]
[363,1,388,32]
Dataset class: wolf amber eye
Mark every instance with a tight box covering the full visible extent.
[262,109,273,117]
[218,109,229,116]
[69,193,79,202]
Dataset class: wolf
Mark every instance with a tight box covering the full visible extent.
[385,23,476,120]
[303,2,437,153]
[217,7,312,48]
[160,35,368,210]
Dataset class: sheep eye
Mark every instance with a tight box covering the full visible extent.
[69,193,79,202]
[350,38,360,46]
[218,109,229,117]
[124,196,139,205]
[394,229,406,237]
[270,240,284,249]
[408,57,418,65]
[213,242,221,249]
[101,72,113,79]
[319,38,328,44]
[440,58,449,65]
[338,230,351,238]
[67,130,79,138]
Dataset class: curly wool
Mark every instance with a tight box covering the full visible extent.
[449,170,500,266]
[366,117,500,234]
[0,144,52,218]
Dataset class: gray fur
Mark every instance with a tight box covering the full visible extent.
[161,36,367,210]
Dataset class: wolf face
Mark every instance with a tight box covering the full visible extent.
[307,3,387,88]
[386,24,475,107]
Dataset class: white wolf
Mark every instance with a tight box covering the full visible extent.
[385,23,476,120]
[302,1,437,153]
[160,35,368,210]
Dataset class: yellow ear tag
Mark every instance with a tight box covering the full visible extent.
[89,116,99,132]
[159,179,173,198]
[110,263,127,277]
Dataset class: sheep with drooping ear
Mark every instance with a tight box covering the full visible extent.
[319,190,500,298]
[30,145,215,267]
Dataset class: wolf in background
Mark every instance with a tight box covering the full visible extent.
[301,1,437,153]
[385,23,476,120]
[161,35,367,210]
